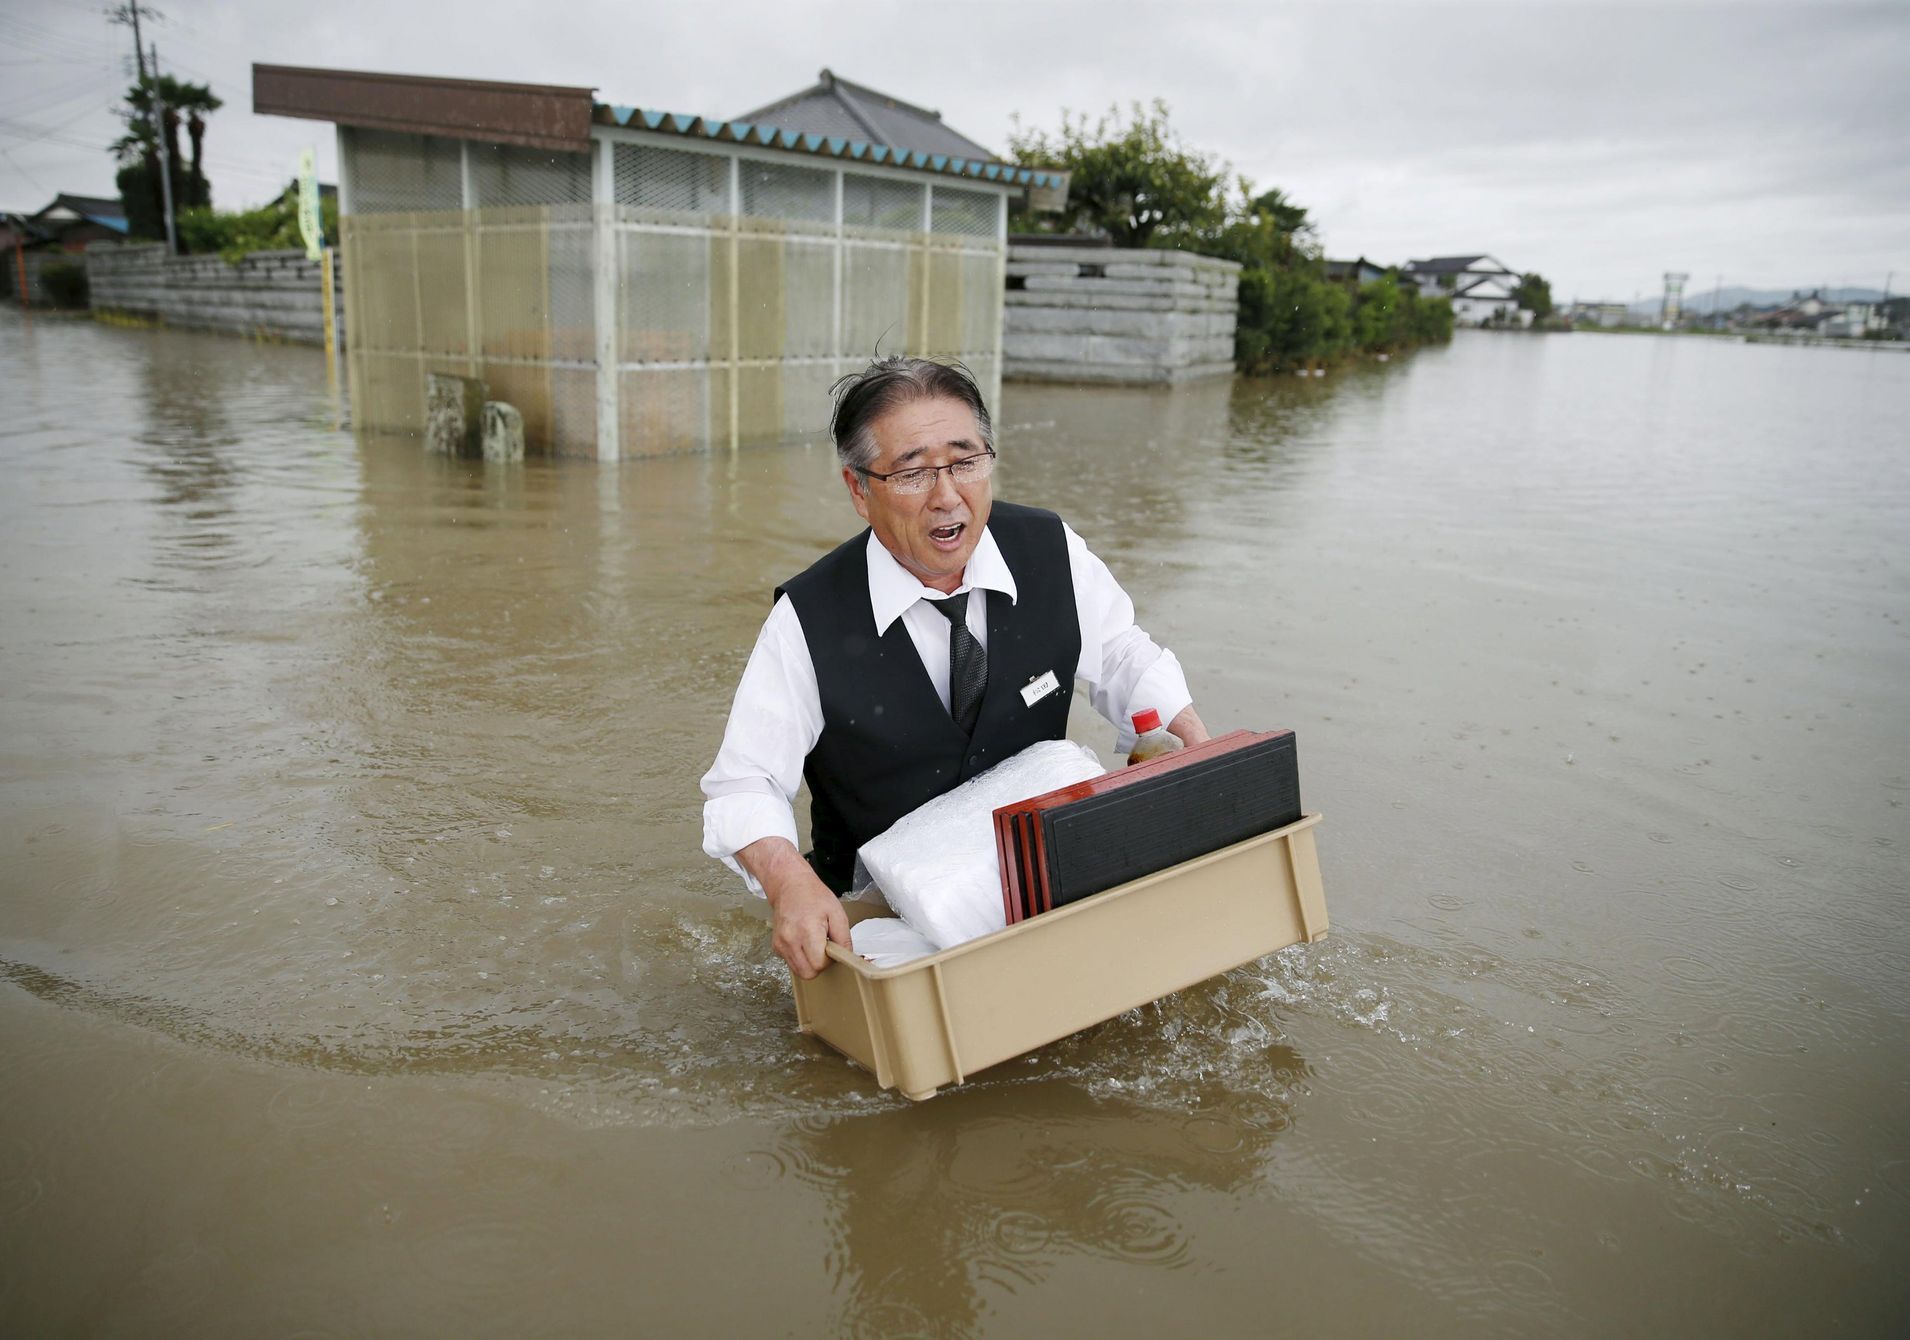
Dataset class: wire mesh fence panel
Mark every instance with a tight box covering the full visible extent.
[966,351,1001,414]
[777,361,839,444]
[925,249,967,358]
[779,238,836,358]
[956,249,1004,356]
[741,160,833,224]
[842,173,924,233]
[613,144,731,216]
[358,351,427,434]
[470,144,592,208]
[735,365,784,448]
[620,367,714,455]
[931,186,999,239]
[617,229,717,364]
[412,226,471,358]
[734,234,786,362]
[841,242,912,356]
[344,129,463,214]
[473,209,552,362]
[344,221,423,353]
[548,366,598,455]
[543,204,596,364]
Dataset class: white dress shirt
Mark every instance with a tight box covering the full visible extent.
[700,520,1193,894]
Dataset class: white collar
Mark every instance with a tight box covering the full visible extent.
[864,524,1019,636]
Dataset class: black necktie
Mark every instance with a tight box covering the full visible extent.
[930,592,987,735]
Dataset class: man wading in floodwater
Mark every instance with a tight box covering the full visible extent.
[701,356,1210,977]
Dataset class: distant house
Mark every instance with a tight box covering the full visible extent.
[1323,256,1388,286]
[1745,291,1851,333]
[1564,301,1628,328]
[27,193,129,252]
[0,210,42,253]
[4,193,129,304]
[1403,254,1529,326]
[736,68,1000,163]
[735,68,1066,213]
[1816,302,1885,339]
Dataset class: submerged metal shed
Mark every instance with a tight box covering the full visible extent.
[254,64,1067,459]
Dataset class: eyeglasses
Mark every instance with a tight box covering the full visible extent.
[860,449,996,496]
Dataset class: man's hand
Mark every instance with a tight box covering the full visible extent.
[737,837,850,979]
[1168,704,1212,748]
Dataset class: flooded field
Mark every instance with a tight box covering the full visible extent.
[2,308,1906,1335]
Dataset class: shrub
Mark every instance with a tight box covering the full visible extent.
[39,258,90,308]
[1012,102,1456,373]
[178,185,338,263]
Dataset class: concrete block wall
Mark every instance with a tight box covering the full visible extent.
[1003,245,1239,384]
[85,243,346,347]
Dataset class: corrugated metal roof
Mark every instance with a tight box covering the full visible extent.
[593,104,1059,189]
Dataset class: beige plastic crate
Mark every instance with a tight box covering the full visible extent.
[792,813,1327,1100]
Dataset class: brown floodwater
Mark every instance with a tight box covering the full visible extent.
[2,308,1906,1336]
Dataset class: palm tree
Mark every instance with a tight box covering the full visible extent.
[112,74,222,246]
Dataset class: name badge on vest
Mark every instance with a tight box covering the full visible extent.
[1020,669,1062,708]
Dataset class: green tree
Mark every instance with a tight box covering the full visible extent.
[1235,265,1353,373]
[112,73,223,244]
[1352,274,1403,349]
[1007,100,1227,247]
[177,183,339,263]
[1513,271,1553,319]
[1009,96,1453,371]
[1178,178,1318,270]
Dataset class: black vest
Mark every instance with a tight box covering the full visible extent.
[777,502,1081,891]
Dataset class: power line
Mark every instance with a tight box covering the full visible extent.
[0,67,125,120]
[0,15,120,66]
[0,57,119,68]
[0,147,58,198]
[0,100,121,149]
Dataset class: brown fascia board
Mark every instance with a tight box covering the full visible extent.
[253,64,596,154]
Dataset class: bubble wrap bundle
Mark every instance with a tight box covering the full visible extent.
[849,917,940,969]
[856,740,1105,950]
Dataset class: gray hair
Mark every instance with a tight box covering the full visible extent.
[828,356,996,475]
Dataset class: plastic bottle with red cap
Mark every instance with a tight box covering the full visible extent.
[1127,708,1184,766]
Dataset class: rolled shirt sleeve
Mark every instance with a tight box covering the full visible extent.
[1064,523,1193,751]
[699,595,821,896]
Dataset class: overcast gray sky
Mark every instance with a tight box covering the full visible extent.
[3,0,1905,301]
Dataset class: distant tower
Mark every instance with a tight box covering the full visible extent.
[1662,272,1689,328]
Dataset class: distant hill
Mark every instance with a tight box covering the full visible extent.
[1615,286,1888,320]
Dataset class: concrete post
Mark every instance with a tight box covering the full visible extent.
[426,372,485,455]
[482,400,525,462]
[593,134,620,460]
[832,168,844,380]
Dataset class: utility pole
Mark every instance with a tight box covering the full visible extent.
[1714,274,1724,328]
[150,42,177,255]
[113,1,151,85]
